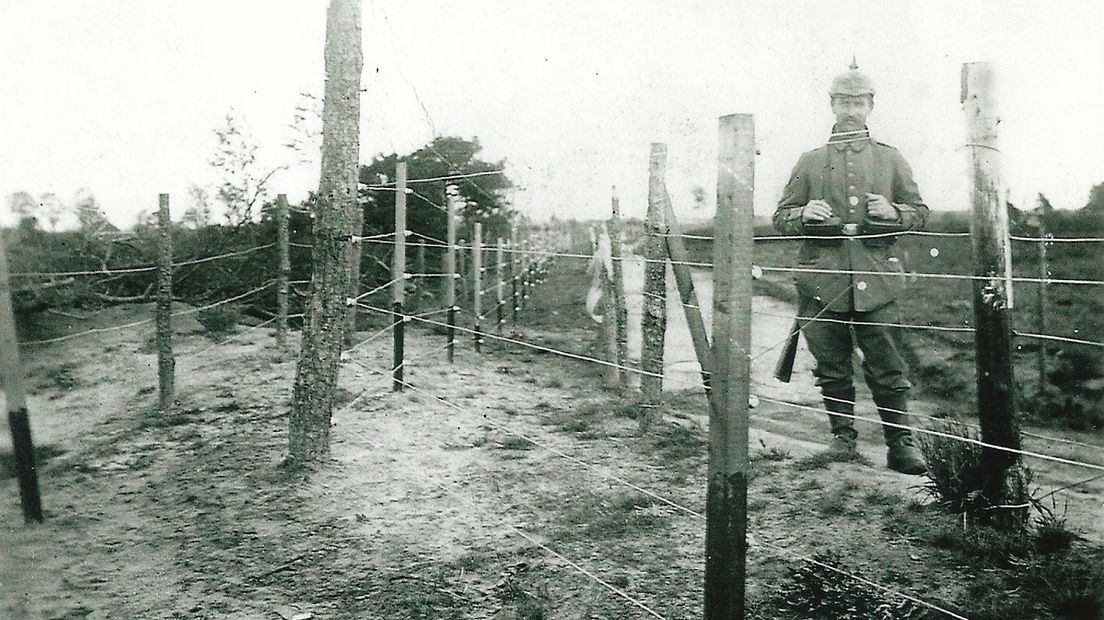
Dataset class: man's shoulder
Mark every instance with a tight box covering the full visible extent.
[873,139,899,151]
[796,145,829,164]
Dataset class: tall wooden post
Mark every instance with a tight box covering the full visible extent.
[704,114,753,619]
[457,242,467,311]
[276,194,291,347]
[0,229,44,523]
[1036,231,1050,398]
[392,162,407,391]
[445,185,458,363]
[962,62,1026,525]
[640,143,669,431]
[609,187,629,385]
[495,238,506,333]
[288,0,361,465]
[473,222,483,352]
[156,193,174,412]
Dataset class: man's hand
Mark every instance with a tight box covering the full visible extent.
[866,193,899,220]
[801,200,833,223]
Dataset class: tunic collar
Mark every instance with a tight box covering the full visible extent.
[828,124,871,152]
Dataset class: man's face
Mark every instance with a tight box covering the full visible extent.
[831,95,874,130]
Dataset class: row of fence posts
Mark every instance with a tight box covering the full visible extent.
[388,171,552,391]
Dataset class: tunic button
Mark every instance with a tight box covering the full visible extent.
[856,281,868,291]
[847,161,854,167]
[848,185,856,190]
[849,196,859,206]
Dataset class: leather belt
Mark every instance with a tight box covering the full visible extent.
[842,223,860,235]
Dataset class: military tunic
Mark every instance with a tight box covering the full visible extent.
[773,127,928,400]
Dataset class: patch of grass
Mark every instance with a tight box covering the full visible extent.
[494,436,534,451]
[545,376,565,389]
[767,551,925,619]
[566,494,671,540]
[1034,500,1076,554]
[795,478,823,492]
[752,444,792,462]
[863,488,898,507]
[652,423,705,463]
[1,444,66,481]
[909,417,1028,518]
[36,361,80,391]
[792,449,871,471]
[931,523,1034,566]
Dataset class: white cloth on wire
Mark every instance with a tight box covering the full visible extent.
[585,227,614,322]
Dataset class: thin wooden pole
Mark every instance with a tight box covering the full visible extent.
[496,238,505,333]
[510,222,520,321]
[1036,231,1049,398]
[473,222,483,353]
[704,113,754,619]
[962,62,1026,526]
[457,242,467,312]
[641,143,669,432]
[662,192,714,403]
[156,193,174,412]
[0,228,43,523]
[609,187,629,386]
[276,194,290,347]
[600,229,621,387]
[392,162,407,391]
[445,185,458,363]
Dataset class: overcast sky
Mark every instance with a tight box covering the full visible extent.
[2,0,1102,229]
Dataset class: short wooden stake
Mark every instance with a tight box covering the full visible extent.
[392,162,407,391]
[276,194,290,347]
[962,61,1026,526]
[445,185,458,363]
[156,193,175,412]
[641,143,669,432]
[704,113,754,619]
[0,227,44,523]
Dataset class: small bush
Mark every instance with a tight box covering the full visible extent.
[195,304,240,338]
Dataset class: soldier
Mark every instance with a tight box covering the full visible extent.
[773,59,928,475]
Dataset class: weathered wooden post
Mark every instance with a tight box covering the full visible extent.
[1036,231,1050,398]
[445,185,458,363]
[962,62,1026,525]
[457,240,468,312]
[156,193,175,412]
[609,186,629,385]
[473,221,484,352]
[0,228,44,523]
[640,143,669,431]
[704,113,754,619]
[663,189,715,402]
[392,162,407,391]
[276,194,290,347]
[496,238,506,333]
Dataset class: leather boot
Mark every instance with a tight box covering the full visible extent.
[823,389,858,455]
[874,392,927,475]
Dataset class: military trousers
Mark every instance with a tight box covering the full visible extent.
[798,297,911,397]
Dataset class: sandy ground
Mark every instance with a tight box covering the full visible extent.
[1,272,1102,618]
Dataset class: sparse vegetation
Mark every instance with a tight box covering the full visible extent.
[763,552,925,620]
[195,304,240,338]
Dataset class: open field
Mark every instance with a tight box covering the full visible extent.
[2,252,1102,619]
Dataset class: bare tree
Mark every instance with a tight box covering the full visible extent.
[288,0,362,465]
[181,184,213,229]
[209,109,286,226]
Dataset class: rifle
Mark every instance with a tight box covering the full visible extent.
[773,318,802,383]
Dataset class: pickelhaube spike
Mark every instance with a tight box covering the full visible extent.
[850,55,859,70]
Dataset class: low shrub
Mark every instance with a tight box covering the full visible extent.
[767,552,925,620]
[195,304,240,338]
